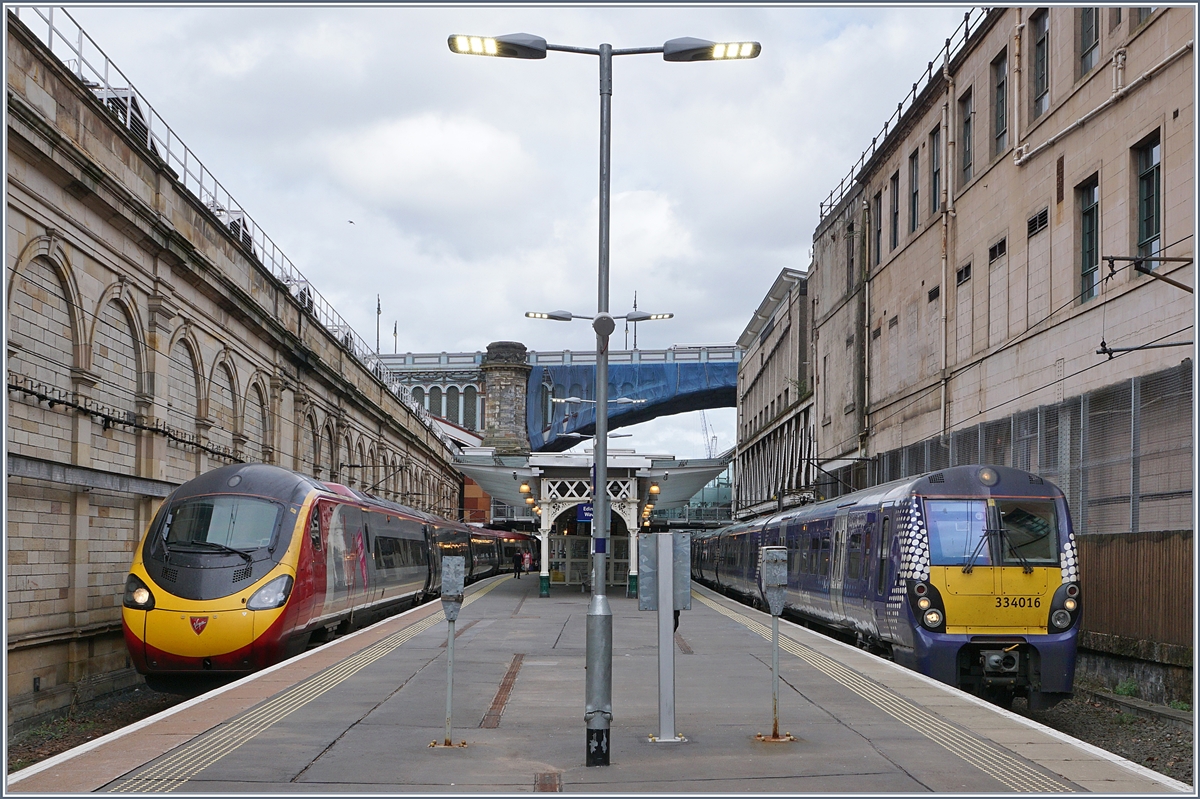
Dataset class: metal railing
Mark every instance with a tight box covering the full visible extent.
[14,7,453,452]
[819,7,992,220]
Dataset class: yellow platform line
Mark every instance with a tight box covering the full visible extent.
[694,591,1073,793]
[109,578,505,793]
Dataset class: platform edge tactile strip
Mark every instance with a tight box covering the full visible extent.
[106,578,504,793]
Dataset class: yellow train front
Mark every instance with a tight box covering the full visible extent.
[693,464,1080,710]
[122,464,325,677]
[123,463,527,682]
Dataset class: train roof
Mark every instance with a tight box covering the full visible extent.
[711,465,1065,537]
[168,463,325,508]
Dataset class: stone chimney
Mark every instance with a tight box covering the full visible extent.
[481,341,531,454]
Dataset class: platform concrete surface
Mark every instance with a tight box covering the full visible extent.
[8,575,1191,794]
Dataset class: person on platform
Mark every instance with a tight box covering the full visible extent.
[512,550,524,579]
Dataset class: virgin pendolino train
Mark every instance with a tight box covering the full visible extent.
[692,464,1080,709]
[122,463,534,685]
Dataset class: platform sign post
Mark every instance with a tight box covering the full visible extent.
[436,555,466,748]
[638,530,690,744]
[757,546,794,744]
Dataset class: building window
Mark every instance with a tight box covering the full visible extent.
[846,224,855,295]
[1136,131,1162,261]
[1027,207,1049,237]
[908,150,920,233]
[1079,176,1100,302]
[930,127,941,214]
[956,263,972,285]
[1079,8,1099,76]
[1132,7,1154,28]
[988,238,1007,263]
[1032,11,1050,118]
[889,171,900,249]
[992,51,1008,155]
[1109,7,1122,31]
[872,191,882,266]
[959,89,973,182]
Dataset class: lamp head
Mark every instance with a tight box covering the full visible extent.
[448,33,548,59]
[663,37,761,62]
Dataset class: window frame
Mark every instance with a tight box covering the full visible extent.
[1078,175,1100,303]
[1032,10,1050,119]
[1079,7,1099,77]
[930,127,941,214]
[872,190,883,266]
[992,50,1008,155]
[908,149,920,233]
[1135,130,1162,260]
[959,89,974,183]
[889,171,900,249]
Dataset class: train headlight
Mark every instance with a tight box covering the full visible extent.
[1051,609,1072,629]
[1064,598,1077,612]
[923,609,943,627]
[247,575,294,610]
[123,574,155,610]
[917,597,931,610]
[977,467,1000,486]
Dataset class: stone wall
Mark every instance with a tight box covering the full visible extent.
[5,13,461,729]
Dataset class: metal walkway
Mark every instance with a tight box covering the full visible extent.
[8,578,1188,793]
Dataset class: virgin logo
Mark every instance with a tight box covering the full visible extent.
[190,616,209,635]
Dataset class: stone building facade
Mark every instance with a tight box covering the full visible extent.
[733,268,816,518]
[808,7,1193,697]
[5,12,461,728]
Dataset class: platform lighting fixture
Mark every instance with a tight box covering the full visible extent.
[525,496,536,505]
[457,26,758,767]
[649,483,660,495]
[520,482,531,494]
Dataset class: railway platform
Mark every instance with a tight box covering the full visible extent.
[8,576,1189,794]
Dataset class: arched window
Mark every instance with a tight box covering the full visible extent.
[167,339,200,481]
[463,386,478,430]
[411,386,425,409]
[301,415,319,477]
[446,386,460,425]
[429,386,443,418]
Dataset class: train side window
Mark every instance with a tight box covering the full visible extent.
[819,534,831,577]
[876,517,891,594]
[847,531,863,580]
[309,511,322,551]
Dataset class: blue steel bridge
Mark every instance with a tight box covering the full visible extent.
[378,345,740,451]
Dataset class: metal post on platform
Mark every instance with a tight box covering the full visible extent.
[656,530,678,741]
[433,555,466,749]
[756,546,795,744]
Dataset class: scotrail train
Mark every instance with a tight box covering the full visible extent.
[122,463,534,684]
[692,465,1080,709]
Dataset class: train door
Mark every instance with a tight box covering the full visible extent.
[829,510,849,621]
[424,525,441,598]
[872,508,895,639]
[322,504,368,623]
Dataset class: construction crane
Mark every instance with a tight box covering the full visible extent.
[699,410,718,459]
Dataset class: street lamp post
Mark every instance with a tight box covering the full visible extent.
[452,31,759,768]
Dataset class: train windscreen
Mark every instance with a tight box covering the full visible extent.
[163,496,283,550]
[925,498,1060,567]
[926,500,989,566]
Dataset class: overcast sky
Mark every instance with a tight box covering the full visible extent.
[39,4,971,460]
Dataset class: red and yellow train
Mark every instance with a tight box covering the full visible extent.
[122,463,534,681]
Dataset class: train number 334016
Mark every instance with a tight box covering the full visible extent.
[995,596,1042,608]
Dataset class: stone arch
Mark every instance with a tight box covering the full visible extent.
[88,281,147,398]
[300,411,320,477]
[165,326,203,482]
[241,374,271,463]
[354,440,366,488]
[321,420,337,482]
[337,431,352,484]
[90,295,141,474]
[207,353,240,453]
[7,256,80,396]
[7,233,87,373]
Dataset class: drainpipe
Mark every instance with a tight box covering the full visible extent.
[1012,12,1025,163]
[1015,41,1193,167]
[940,45,955,439]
